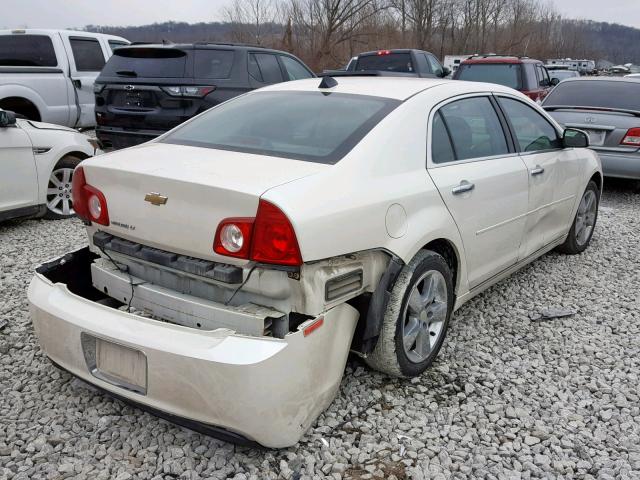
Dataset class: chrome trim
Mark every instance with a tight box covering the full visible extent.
[476,194,575,236]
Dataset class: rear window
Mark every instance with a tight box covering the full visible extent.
[543,80,640,111]
[0,34,57,67]
[161,91,400,164]
[457,63,522,90]
[355,53,414,73]
[101,47,187,78]
[194,49,234,78]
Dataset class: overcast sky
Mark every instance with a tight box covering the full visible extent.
[1,0,639,30]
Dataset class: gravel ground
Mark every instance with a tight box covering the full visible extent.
[1,180,639,480]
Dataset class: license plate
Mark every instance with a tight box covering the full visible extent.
[81,333,147,394]
[584,129,606,146]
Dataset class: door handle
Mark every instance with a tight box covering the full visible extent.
[72,79,82,89]
[530,165,545,176]
[452,180,475,195]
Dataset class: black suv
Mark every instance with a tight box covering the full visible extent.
[94,43,315,149]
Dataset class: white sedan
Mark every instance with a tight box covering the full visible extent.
[29,77,601,447]
[0,109,96,222]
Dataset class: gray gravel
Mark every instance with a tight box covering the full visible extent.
[1,180,639,480]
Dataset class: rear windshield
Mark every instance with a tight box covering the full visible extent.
[101,47,187,78]
[0,34,57,67]
[161,91,400,164]
[355,53,414,73]
[543,80,640,111]
[457,63,522,89]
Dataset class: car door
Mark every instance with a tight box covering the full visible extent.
[0,121,38,213]
[496,95,580,257]
[427,95,530,288]
[60,34,108,127]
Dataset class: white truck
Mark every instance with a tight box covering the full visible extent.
[0,29,128,128]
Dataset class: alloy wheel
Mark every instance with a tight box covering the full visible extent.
[46,168,75,216]
[401,270,448,364]
[575,189,597,246]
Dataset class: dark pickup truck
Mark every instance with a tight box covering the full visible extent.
[324,49,450,78]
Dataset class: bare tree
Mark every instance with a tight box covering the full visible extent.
[224,0,277,45]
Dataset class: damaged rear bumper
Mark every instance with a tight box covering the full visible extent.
[28,247,358,448]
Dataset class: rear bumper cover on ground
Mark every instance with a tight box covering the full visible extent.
[28,249,359,448]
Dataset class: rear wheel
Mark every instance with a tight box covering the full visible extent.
[365,250,454,378]
[556,180,599,254]
[45,156,83,220]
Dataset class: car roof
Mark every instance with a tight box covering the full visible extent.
[260,76,518,101]
[462,55,541,64]
[556,76,640,85]
[0,29,128,42]
[116,42,292,54]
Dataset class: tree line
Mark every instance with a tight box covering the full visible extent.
[86,0,640,72]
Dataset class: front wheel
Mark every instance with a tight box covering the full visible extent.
[365,250,454,378]
[44,156,83,220]
[556,180,599,255]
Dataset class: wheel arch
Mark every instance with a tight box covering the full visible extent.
[589,171,602,193]
[0,96,41,121]
[351,237,463,356]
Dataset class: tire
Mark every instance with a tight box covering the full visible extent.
[365,250,454,378]
[556,180,599,255]
[44,156,83,220]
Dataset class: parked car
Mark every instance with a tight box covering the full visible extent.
[94,43,315,150]
[0,109,96,222]
[549,70,580,83]
[543,77,640,179]
[0,29,129,128]
[454,55,555,102]
[29,77,601,448]
[338,49,450,78]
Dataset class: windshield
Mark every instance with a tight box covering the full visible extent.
[355,53,414,73]
[456,63,522,89]
[0,34,57,67]
[161,91,400,164]
[543,80,640,111]
[101,47,187,78]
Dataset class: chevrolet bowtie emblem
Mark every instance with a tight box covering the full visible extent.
[144,193,168,206]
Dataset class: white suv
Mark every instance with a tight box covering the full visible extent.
[0,29,128,128]
[29,77,601,447]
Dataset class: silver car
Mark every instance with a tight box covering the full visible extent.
[543,77,640,179]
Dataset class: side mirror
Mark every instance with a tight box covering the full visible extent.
[551,77,560,86]
[563,128,589,148]
[0,110,16,128]
[439,67,451,78]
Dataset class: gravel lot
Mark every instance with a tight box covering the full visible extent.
[1,180,639,480]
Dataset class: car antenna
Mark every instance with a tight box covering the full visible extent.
[319,76,338,89]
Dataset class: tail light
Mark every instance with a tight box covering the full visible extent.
[71,166,110,226]
[621,128,640,146]
[213,200,302,266]
[160,86,216,98]
[377,50,391,56]
[213,218,254,259]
